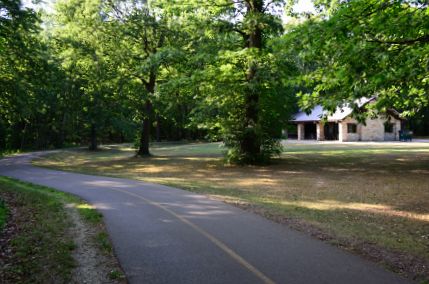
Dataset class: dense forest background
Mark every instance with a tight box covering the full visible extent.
[1,0,428,163]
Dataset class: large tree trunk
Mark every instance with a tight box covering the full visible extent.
[20,121,27,150]
[58,112,66,148]
[181,104,188,140]
[138,99,153,156]
[155,114,161,142]
[240,0,263,159]
[89,123,97,151]
[137,72,156,156]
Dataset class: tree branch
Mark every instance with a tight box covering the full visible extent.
[367,34,429,45]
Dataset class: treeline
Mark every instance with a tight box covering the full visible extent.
[0,0,210,151]
[1,0,428,163]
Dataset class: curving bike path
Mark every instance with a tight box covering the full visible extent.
[0,152,410,284]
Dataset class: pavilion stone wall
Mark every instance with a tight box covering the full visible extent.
[339,117,359,142]
[340,116,402,141]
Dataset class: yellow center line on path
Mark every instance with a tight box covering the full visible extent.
[110,187,276,284]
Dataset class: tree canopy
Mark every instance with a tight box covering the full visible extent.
[0,0,428,162]
[282,0,429,116]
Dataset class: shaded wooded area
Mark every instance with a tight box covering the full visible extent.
[1,0,428,162]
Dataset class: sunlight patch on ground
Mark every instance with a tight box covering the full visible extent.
[278,200,429,222]
[84,180,133,188]
[76,204,93,209]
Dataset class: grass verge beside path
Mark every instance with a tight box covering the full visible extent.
[34,142,429,281]
[0,196,7,230]
[0,176,125,283]
[0,176,75,283]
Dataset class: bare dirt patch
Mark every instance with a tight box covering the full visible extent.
[66,204,125,284]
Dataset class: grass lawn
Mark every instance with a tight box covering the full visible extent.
[34,141,429,278]
[0,176,123,283]
[0,177,76,283]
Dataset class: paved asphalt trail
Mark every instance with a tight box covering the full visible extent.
[0,152,410,284]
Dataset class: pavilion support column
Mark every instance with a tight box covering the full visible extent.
[317,123,325,141]
[297,123,304,140]
[338,122,344,142]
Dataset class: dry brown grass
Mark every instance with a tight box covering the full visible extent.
[34,142,429,278]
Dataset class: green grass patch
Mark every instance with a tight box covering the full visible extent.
[109,269,124,280]
[0,176,76,283]
[76,204,103,224]
[0,149,21,159]
[150,141,225,156]
[0,176,122,283]
[96,231,113,253]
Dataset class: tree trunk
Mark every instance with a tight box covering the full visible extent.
[59,112,66,148]
[20,121,27,150]
[138,99,153,156]
[181,104,188,140]
[240,0,263,159]
[89,123,97,151]
[155,114,161,142]
[137,71,156,156]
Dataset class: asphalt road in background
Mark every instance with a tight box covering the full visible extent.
[0,153,410,284]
